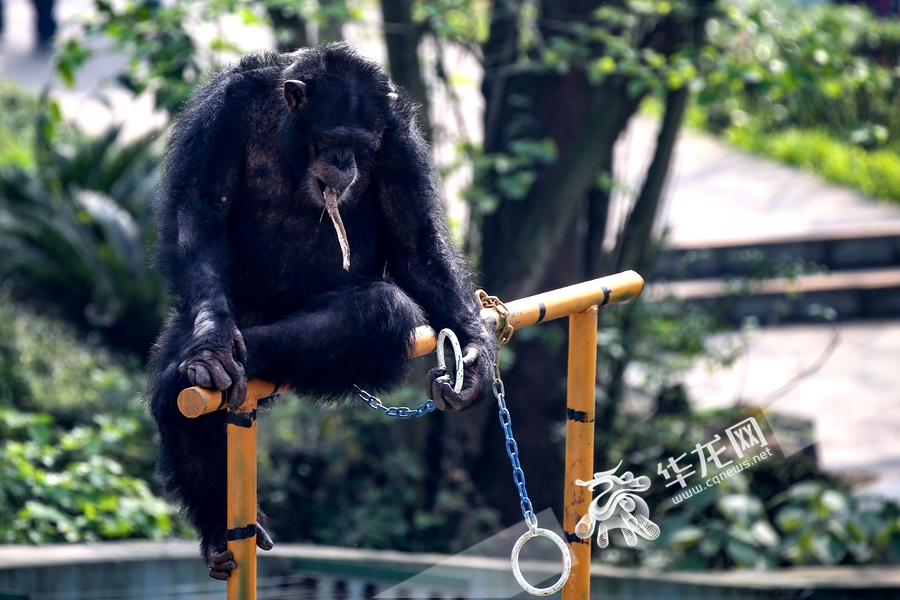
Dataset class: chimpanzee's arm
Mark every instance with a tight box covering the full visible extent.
[153,75,249,405]
[376,99,498,408]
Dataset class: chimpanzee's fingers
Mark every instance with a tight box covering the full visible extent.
[426,367,448,409]
[203,359,233,390]
[461,346,479,368]
[443,381,466,410]
[233,329,248,365]
[458,383,480,407]
[178,360,189,374]
[189,364,213,389]
[425,366,446,394]
[256,524,274,551]
[227,369,248,412]
[222,352,247,411]
[432,380,448,411]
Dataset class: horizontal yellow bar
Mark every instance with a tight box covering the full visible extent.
[178,270,644,418]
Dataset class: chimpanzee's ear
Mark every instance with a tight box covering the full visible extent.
[283,80,308,113]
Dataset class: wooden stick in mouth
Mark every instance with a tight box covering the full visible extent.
[324,186,350,271]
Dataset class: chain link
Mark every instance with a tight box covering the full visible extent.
[353,385,436,418]
[477,289,515,347]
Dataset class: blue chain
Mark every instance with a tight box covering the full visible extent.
[492,371,538,533]
[353,385,436,418]
[353,360,538,534]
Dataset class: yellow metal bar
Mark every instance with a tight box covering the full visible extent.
[177,271,644,417]
[227,396,258,600]
[562,307,598,600]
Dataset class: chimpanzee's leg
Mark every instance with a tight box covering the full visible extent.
[241,279,424,398]
[147,280,420,579]
[145,311,271,580]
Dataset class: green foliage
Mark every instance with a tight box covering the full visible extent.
[698,0,900,142]
[461,137,558,216]
[55,0,361,114]
[692,0,900,200]
[0,411,176,543]
[0,299,144,420]
[0,81,42,169]
[599,296,739,395]
[655,470,900,569]
[415,0,489,51]
[57,1,204,113]
[0,93,167,356]
[595,404,900,569]
[0,300,183,544]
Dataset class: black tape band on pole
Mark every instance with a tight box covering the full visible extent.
[226,523,258,542]
[226,410,258,428]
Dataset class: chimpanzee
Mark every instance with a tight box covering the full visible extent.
[146,43,498,580]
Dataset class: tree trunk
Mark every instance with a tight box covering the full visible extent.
[613,85,689,275]
[268,7,308,52]
[467,0,709,526]
[473,0,644,524]
[381,0,432,142]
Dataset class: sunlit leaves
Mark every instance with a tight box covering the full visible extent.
[461,137,557,215]
[696,0,900,154]
[0,410,177,544]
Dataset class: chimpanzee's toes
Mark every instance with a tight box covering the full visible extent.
[256,524,274,551]
[207,547,236,580]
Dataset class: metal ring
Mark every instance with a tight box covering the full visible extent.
[510,528,572,596]
[436,329,463,394]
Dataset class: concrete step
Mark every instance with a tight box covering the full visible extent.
[653,223,900,281]
[648,267,900,324]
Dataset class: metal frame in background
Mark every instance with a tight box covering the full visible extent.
[177,270,645,600]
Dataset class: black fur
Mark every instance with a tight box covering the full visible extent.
[145,43,497,572]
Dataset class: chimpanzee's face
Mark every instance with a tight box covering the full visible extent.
[282,77,387,204]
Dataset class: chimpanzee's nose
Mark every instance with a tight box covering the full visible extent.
[325,146,353,168]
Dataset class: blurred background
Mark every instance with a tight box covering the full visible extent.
[2,0,900,597]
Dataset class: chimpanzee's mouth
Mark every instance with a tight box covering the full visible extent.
[314,176,347,201]
[314,177,329,199]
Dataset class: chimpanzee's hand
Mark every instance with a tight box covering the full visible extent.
[178,324,249,411]
[426,344,489,410]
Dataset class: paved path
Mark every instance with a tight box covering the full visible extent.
[613,115,900,247]
[3,0,900,500]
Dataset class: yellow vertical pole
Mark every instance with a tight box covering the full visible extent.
[227,397,258,600]
[563,306,597,600]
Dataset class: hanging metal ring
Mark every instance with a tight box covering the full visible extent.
[436,328,463,394]
[510,528,572,596]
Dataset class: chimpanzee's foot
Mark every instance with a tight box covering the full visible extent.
[257,524,274,551]
[205,524,274,580]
